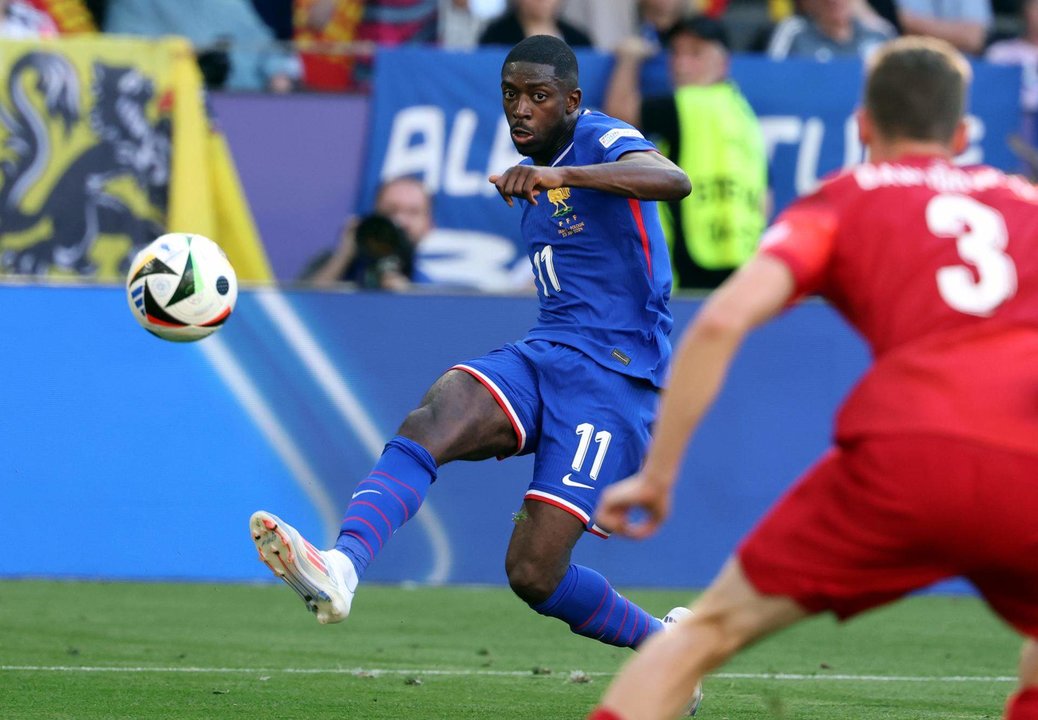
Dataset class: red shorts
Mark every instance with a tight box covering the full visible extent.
[738,434,1038,638]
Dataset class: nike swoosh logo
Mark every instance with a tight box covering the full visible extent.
[561,473,594,490]
[351,489,382,499]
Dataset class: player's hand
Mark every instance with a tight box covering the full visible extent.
[595,473,672,540]
[488,166,566,207]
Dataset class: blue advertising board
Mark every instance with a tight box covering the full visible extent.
[3,284,881,590]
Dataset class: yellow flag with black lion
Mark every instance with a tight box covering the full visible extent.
[0,36,271,282]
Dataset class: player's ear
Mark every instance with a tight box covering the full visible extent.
[856,107,874,147]
[950,118,969,156]
[567,87,582,114]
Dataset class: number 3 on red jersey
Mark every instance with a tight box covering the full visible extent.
[928,194,1018,317]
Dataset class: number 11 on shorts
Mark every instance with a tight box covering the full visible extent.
[572,423,612,481]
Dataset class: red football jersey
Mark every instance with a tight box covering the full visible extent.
[761,155,1038,456]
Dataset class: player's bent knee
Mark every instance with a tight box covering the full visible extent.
[506,557,561,605]
[397,406,437,445]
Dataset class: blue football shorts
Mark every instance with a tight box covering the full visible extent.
[452,339,659,537]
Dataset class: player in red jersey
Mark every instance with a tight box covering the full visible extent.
[586,36,1038,720]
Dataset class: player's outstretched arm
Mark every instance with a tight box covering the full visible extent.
[488,151,690,206]
[596,255,796,539]
[566,150,690,201]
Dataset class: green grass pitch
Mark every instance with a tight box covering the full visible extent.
[0,580,1021,719]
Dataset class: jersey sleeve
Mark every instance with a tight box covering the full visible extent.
[586,115,658,164]
[758,193,838,298]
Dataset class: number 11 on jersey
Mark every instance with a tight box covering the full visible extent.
[534,244,562,296]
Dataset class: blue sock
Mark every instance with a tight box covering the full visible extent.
[334,436,436,578]
[532,564,663,648]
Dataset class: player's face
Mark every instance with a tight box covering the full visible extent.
[501,61,580,162]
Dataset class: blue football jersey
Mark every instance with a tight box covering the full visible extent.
[521,110,674,388]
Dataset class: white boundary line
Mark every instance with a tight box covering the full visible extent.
[0,665,1017,682]
[254,290,452,584]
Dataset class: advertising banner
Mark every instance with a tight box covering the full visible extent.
[361,47,1021,277]
[4,286,868,588]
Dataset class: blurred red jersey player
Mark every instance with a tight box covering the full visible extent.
[589,36,1038,720]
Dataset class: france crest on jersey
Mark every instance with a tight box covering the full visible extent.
[521,110,674,387]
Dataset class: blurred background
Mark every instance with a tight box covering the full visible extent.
[0,0,1027,592]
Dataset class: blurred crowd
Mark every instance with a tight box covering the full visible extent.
[2,0,1029,91]
[3,0,1033,291]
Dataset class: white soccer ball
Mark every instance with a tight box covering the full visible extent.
[126,233,238,342]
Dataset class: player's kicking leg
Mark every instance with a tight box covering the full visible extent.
[250,510,358,624]
[250,368,516,625]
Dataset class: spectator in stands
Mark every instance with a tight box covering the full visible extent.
[558,0,638,51]
[293,0,367,91]
[635,0,694,49]
[862,0,901,32]
[102,0,301,92]
[605,15,768,289]
[984,0,1033,65]
[478,0,592,47]
[361,0,438,44]
[296,0,436,91]
[767,0,895,60]
[589,0,698,96]
[895,0,991,54]
[306,177,524,291]
[440,0,506,48]
[986,0,1038,155]
[0,0,58,37]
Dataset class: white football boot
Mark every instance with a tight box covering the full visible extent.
[662,607,704,716]
[249,510,358,624]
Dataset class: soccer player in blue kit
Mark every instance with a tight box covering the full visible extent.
[251,33,694,678]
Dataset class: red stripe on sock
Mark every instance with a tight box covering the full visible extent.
[371,470,423,505]
[352,501,393,535]
[629,611,642,647]
[575,586,611,632]
[610,598,631,644]
[341,531,374,560]
[632,613,654,647]
[361,478,410,520]
[595,592,618,637]
[342,515,384,548]
[588,708,626,720]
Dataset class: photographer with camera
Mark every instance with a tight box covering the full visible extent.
[304,177,427,290]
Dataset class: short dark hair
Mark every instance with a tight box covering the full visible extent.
[503,35,579,90]
[865,37,971,144]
